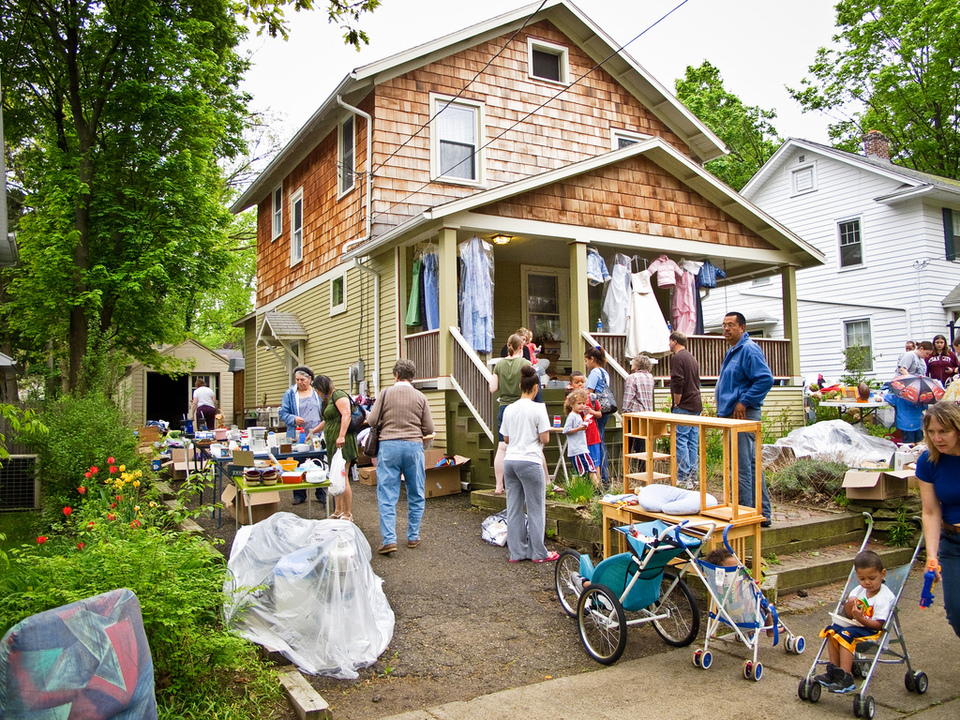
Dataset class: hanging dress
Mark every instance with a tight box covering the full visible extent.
[422,250,440,331]
[625,269,670,358]
[405,256,422,326]
[671,269,698,335]
[601,253,631,334]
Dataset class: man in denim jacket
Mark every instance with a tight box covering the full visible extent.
[716,312,773,526]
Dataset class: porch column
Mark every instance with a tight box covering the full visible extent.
[438,227,458,376]
[781,265,802,384]
[569,239,589,373]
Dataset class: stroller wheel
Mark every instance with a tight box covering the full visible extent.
[904,671,915,692]
[699,650,713,669]
[554,550,583,618]
[808,680,822,703]
[752,661,763,682]
[743,660,752,679]
[784,636,794,653]
[793,636,805,654]
[913,671,928,694]
[854,694,875,719]
[798,679,808,700]
[692,649,702,667]
[577,584,627,665]
[651,570,700,647]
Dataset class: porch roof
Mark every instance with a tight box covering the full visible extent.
[257,312,308,346]
[343,138,825,283]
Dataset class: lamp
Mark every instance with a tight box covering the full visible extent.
[491,234,512,245]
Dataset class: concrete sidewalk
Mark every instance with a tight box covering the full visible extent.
[376,572,958,720]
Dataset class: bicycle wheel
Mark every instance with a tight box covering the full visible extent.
[651,570,700,647]
[577,584,627,665]
[554,549,582,618]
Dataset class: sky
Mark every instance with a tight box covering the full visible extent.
[239,0,843,149]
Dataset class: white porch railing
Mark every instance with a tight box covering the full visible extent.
[449,327,496,442]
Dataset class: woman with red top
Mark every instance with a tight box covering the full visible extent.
[927,334,958,385]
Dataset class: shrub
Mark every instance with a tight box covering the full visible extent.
[769,458,848,502]
[23,391,144,513]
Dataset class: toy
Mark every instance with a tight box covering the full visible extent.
[920,559,940,609]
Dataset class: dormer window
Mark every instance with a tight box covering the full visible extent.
[528,38,568,84]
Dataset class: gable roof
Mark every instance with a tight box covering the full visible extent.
[343,137,824,278]
[231,0,726,214]
[742,137,960,203]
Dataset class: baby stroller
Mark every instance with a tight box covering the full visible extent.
[691,525,806,681]
[797,514,928,719]
[554,519,713,665]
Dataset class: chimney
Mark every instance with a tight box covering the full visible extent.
[863,130,890,162]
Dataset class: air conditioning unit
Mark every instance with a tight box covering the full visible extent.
[0,454,39,511]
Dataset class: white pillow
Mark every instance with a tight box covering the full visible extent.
[637,483,718,515]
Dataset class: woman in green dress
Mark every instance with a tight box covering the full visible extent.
[310,375,358,520]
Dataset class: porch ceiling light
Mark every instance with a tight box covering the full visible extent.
[491,234,512,245]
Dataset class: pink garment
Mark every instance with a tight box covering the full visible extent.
[671,269,698,335]
[647,254,681,288]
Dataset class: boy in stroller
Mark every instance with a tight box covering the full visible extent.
[815,550,895,694]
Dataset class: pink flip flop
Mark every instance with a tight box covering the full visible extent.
[533,551,560,563]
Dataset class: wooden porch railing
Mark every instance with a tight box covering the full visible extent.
[449,327,496,441]
[405,329,440,379]
[586,334,792,380]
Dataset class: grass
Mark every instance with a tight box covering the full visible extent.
[0,511,39,551]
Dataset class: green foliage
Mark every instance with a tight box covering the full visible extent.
[888,507,918,547]
[243,0,381,46]
[0,403,47,460]
[674,61,782,190]
[565,474,599,505]
[790,0,960,180]
[840,344,875,387]
[769,458,848,502]
[22,392,143,512]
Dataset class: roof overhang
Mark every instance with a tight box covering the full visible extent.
[942,282,960,310]
[343,137,825,283]
[231,0,727,214]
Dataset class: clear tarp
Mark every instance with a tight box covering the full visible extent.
[223,512,394,678]
[762,419,897,468]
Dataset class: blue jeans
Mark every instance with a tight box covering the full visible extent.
[672,408,700,483]
[596,413,610,482]
[901,429,923,443]
[376,440,426,546]
[940,529,960,639]
[723,406,772,521]
[504,459,548,561]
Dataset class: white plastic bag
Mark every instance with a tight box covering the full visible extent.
[481,510,509,546]
[328,449,346,496]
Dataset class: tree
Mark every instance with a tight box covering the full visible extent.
[0,0,249,391]
[674,61,782,191]
[244,0,381,46]
[790,0,960,180]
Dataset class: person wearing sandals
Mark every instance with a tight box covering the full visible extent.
[278,366,326,507]
[310,375,356,521]
[500,365,559,563]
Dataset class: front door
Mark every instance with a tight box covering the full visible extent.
[522,266,570,372]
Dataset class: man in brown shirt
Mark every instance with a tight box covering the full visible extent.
[669,331,702,489]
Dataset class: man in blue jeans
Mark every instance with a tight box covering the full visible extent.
[716,312,774,527]
[669,331,702,489]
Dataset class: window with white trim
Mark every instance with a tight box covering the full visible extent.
[290,188,303,266]
[791,163,817,195]
[272,186,282,240]
[838,218,863,268]
[844,319,873,371]
[339,116,355,196]
[612,128,651,150]
[330,269,346,316]
[944,208,959,261]
[431,95,483,183]
[527,38,568,84]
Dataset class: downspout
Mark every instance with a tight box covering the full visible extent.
[336,96,379,394]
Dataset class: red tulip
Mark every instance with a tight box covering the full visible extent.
[110,503,117,509]
[107,513,115,521]
[109,465,117,473]
[107,456,115,464]
[36,535,47,544]
[77,486,86,494]
[77,542,85,550]
[84,471,92,479]
[130,519,141,528]
[63,506,72,516]
[90,466,99,474]
[87,521,95,529]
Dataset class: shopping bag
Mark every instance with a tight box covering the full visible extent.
[328,449,346,496]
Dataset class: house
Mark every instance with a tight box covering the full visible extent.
[700,133,960,384]
[119,339,234,430]
[230,0,823,486]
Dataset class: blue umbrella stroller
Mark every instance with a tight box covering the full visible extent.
[691,525,806,681]
[797,514,928,719]
[554,519,714,665]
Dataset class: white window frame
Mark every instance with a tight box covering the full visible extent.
[843,318,873,372]
[330,267,347,316]
[338,115,355,197]
[272,185,283,240]
[527,37,569,85]
[290,187,304,266]
[430,93,484,185]
[837,217,864,270]
[611,128,651,150]
[791,162,818,196]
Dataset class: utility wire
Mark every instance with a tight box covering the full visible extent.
[373,0,690,222]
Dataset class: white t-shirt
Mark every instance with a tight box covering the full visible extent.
[563,412,588,457]
[848,583,896,624]
[501,398,550,464]
[193,386,217,409]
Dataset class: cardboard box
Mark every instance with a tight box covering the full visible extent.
[423,449,469,498]
[221,484,279,525]
[842,469,913,501]
[357,466,377,486]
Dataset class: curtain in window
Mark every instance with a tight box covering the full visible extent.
[438,104,476,179]
[458,237,494,353]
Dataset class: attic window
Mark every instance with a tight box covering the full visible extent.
[528,38,568,84]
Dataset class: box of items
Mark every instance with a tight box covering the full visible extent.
[357,466,378,486]
[423,449,469,498]
[842,469,913,501]
[221,484,279,525]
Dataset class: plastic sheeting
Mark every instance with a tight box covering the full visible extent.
[761,420,897,469]
[223,512,394,679]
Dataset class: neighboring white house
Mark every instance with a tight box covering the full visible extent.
[701,133,960,384]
